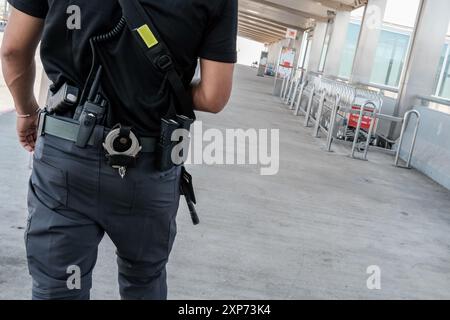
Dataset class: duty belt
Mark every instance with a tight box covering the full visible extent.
[37,112,157,153]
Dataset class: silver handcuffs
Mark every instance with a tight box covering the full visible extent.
[103,127,142,178]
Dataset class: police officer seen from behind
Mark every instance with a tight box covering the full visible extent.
[1,0,237,300]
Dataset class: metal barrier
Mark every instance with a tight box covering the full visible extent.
[293,82,307,116]
[281,75,293,101]
[281,72,384,160]
[303,76,323,126]
[288,80,301,110]
[280,76,287,98]
[395,110,421,169]
[284,78,296,104]
[350,101,379,160]
[277,71,422,169]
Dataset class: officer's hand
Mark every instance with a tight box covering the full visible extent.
[16,112,39,153]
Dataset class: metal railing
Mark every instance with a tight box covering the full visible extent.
[279,72,424,168]
[293,75,383,160]
[357,81,400,94]
[417,94,450,107]
[395,110,421,169]
[285,73,422,161]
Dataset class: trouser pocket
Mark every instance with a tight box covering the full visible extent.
[30,158,68,210]
[109,166,181,272]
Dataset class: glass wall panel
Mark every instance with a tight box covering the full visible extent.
[339,22,361,79]
[370,29,410,87]
[368,0,421,88]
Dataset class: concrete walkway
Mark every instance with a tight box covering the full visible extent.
[1,65,450,300]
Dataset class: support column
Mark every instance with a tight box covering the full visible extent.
[307,22,328,73]
[350,0,388,84]
[323,11,351,77]
[397,0,450,116]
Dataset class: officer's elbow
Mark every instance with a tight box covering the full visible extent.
[1,44,32,64]
[1,45,18,62]
[205,94,230,114]
[193,84,232,114]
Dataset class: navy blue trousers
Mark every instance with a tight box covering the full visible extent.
[26,128,181,300]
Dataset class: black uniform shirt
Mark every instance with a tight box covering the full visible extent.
[8,0,238,136]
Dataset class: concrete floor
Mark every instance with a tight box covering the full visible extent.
[1,65,450,300]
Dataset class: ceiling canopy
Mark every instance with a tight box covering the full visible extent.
[238,0,366,44]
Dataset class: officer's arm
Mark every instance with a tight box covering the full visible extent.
[1,7,44,115]
[192,59,234,114]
